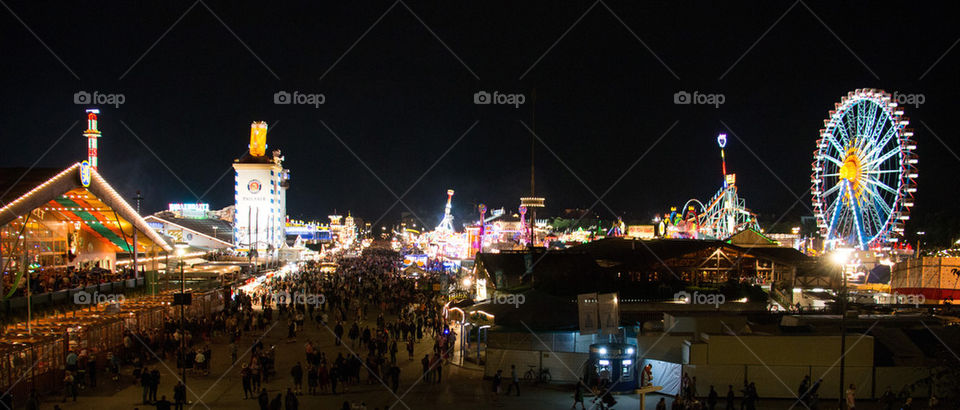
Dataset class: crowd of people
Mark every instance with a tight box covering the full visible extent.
[228,247,452,410]
[2,264,140,297]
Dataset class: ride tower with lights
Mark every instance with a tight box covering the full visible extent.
[436,189,455,233]
[83,109,101,170]
[695,133,760,239]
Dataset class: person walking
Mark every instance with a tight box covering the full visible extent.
[62,371,77,402]
[291,362,303,395]
[270,393,282,410]
[389,363,401,392]
[334,322,344,346]
[421,355,430,383]
[154,395,172,410]
[24,389,39,410]
[330,366,339,395]
[242,365,253,399]
[846,383,856,410]
[725,385,735,410]
[707,385,718,410]
[140,368,152,404]
[257,388,269,410]
[284,388,298,410]
[87,353,98,388]
[572,378,586,409]
[307,365,318,395]
[434,354,443,384]
[505,365,520,396]
[492,369,503,401]
[655,397,667,410]
[149,368,161,402]
[173,381,186,410]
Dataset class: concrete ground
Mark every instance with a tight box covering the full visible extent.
[24,305,889,410]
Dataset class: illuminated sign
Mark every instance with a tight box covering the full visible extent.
[168,203,210,219]
[247,179,262,194]
[79,161,91,187]
[627,225,655,239]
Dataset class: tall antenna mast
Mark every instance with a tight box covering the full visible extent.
[520,90,545,246]
[531,89,536,196]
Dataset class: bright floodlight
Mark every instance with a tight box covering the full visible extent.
[717,133,727,148]
[626,347,635,355]
[831,248,853,265]
[598,347,607,355]
[462,277,472,287]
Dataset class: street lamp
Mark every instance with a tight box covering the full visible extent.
[174,241,189,395]
[916,231,926,258]
[831,247,852,409]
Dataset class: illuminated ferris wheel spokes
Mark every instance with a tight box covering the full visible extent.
[812,89,917,250]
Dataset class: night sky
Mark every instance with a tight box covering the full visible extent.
[2,1,957,239]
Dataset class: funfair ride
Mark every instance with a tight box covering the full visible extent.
[425,189,468,260]
[812,89,917,251]
[662,134,760,239]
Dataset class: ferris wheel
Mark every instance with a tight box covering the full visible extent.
[812,89,918,250]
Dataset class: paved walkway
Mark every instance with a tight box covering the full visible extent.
[24,303,888,410]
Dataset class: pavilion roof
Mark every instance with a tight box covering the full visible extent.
[0,163,173,252]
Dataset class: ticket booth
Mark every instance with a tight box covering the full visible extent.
[588,343,638,392]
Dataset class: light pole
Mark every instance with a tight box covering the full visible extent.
[175,241,189,395]
[916,231,925,258]
[831,248,852,409]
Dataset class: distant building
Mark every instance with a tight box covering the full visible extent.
[145,212,233,251]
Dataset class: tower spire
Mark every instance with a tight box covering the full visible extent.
[84,109,101,170]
